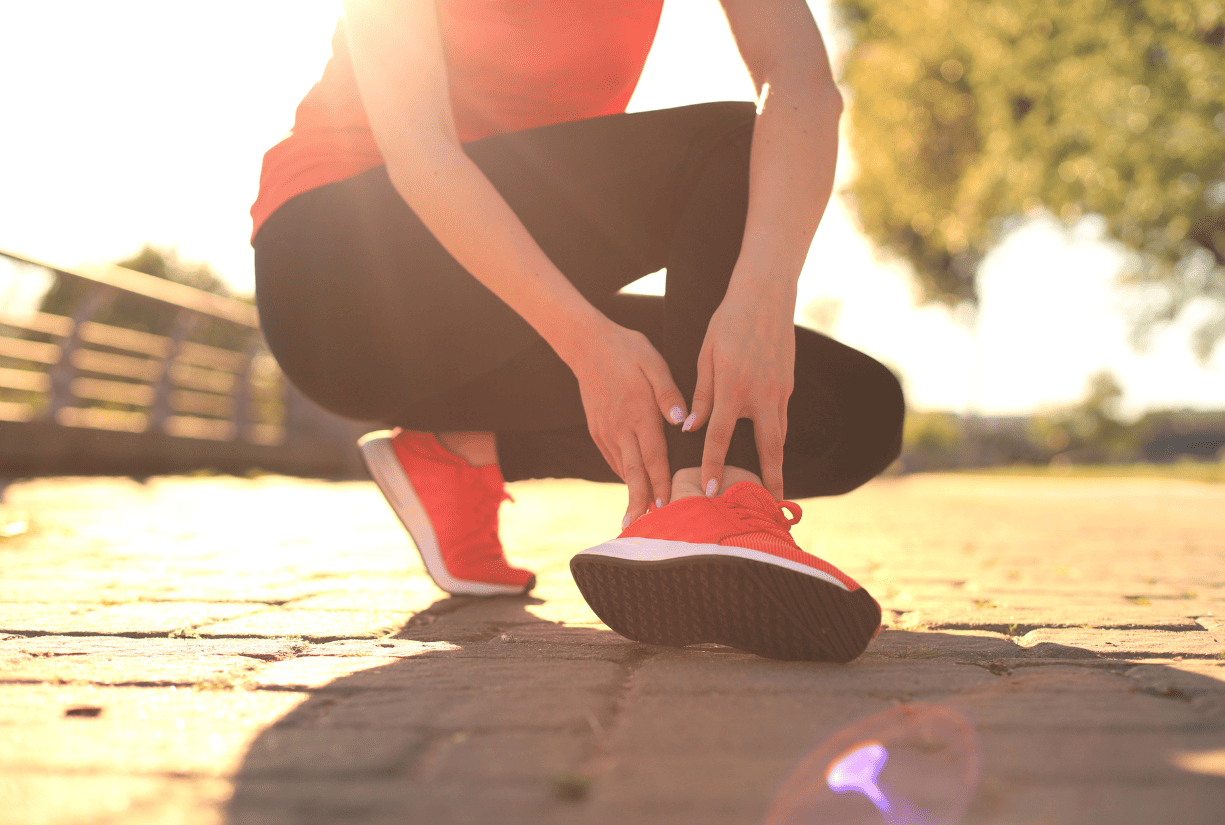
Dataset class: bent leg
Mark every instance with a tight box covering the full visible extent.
[782,328,905,498]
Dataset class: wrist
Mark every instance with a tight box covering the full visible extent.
[726,266,799,316]
[542,300,614,371]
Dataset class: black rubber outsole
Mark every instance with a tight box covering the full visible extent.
[570,554,881,663]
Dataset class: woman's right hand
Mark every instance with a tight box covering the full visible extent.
[567,318,688,528]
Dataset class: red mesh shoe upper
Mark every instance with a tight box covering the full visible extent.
[619,481,862,591]
[390,430,532,587]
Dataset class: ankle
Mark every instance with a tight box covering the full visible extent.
[669,466,764,504]
[435,431,498,467]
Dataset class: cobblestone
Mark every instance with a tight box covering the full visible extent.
[0,473,1223,823]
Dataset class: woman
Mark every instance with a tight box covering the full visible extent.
[252,0,903,662]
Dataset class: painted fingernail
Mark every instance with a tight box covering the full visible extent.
[655,498,663,510]
[705,479,718,497]
[669,406,685,424]
[682,414,696,432]
[622,511,632,530]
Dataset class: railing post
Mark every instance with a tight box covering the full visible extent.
[232,336,262,443]
[149,309,198,434]
[45,281,114,421]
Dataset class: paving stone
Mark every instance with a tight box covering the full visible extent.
[4,474,1225,824]
[0,575,329,605]
[0,635,304,659]
[0,685,307,775]
[226,778,550,825]
[240,725,427,777]
[963,778,1225,825]
[484,623,643,651]
[610,693,897,755]
[196,609,414,639]
[0,602,260,635]
[0,773,225,825]
[575,753,790,825]
[424,730,588,783]
[630,653,997,696]
[966,664,1135,693]
[895,603,1207,631]
[867,628,1022,660]
[252,656,404,689]
[953,687,1213,730]
[284,584,440,612]
[976,728,1225,780]
[1016,626,1225,659]
[303,639,462,658]
[99,778,231,825]
[1128,659,1225,692]
[568,796,766,825]
[278,658,624,730]
[0,652,260,686]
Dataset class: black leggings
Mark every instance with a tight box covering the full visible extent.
[254,102,904,498]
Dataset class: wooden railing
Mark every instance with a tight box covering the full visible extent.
[0,250,366,478]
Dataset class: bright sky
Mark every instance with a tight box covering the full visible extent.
[1,0,1222,418]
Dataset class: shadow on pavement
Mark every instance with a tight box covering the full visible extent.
[223,602,1225,825]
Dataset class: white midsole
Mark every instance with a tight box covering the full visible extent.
[358,431,524,596]
[574,537,851,592]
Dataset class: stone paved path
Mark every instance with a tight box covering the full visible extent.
[0,474,1223,824]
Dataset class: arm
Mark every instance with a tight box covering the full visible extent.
[691,0,844,499]
[342,0,686,515]
[723,0,843,304]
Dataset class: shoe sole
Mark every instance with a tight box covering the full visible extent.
[358,432,534,597]
[571,540,880,663]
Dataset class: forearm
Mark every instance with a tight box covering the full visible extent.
[383,130,605,366]
[730,70,843,308]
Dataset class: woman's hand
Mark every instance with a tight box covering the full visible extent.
[687,287,795,501]
[568,318,688,527]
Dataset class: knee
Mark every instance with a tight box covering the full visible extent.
[823,358,906,496]
[867,361,906,470]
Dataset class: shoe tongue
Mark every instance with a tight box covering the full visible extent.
[722,481,777,512]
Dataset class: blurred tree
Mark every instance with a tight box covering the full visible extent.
[836,0,1225,357]
[40,245,250,349]
[1028,370,1132,461]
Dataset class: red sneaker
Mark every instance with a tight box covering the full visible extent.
[570,481,880,662]
[358,429,535,596]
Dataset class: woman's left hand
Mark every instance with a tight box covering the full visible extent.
[687,286,795,501]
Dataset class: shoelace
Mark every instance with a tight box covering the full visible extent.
[724,491,803,540]
[456,462,513,563]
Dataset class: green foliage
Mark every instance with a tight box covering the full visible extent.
[39,245,250,350]
[903,410,964,453]
[836,0,1225,355]
[1028,370,1133,461]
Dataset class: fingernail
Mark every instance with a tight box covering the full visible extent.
[622,511,632,530]
[669,406,685,424]
[655,498,663,510]
[705,479,718,497]
[682,414,696,432]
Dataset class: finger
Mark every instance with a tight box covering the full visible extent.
[619,437,651,529]
[700,404,737,497]
[637,417,671,510]
[640,355,687,426]
[755,415,786,501]
[685,347,715,433]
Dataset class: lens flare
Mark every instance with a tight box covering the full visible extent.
[759,704,981,825]
[825,741,894,820]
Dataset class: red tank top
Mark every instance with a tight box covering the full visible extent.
[251,0,665,241]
